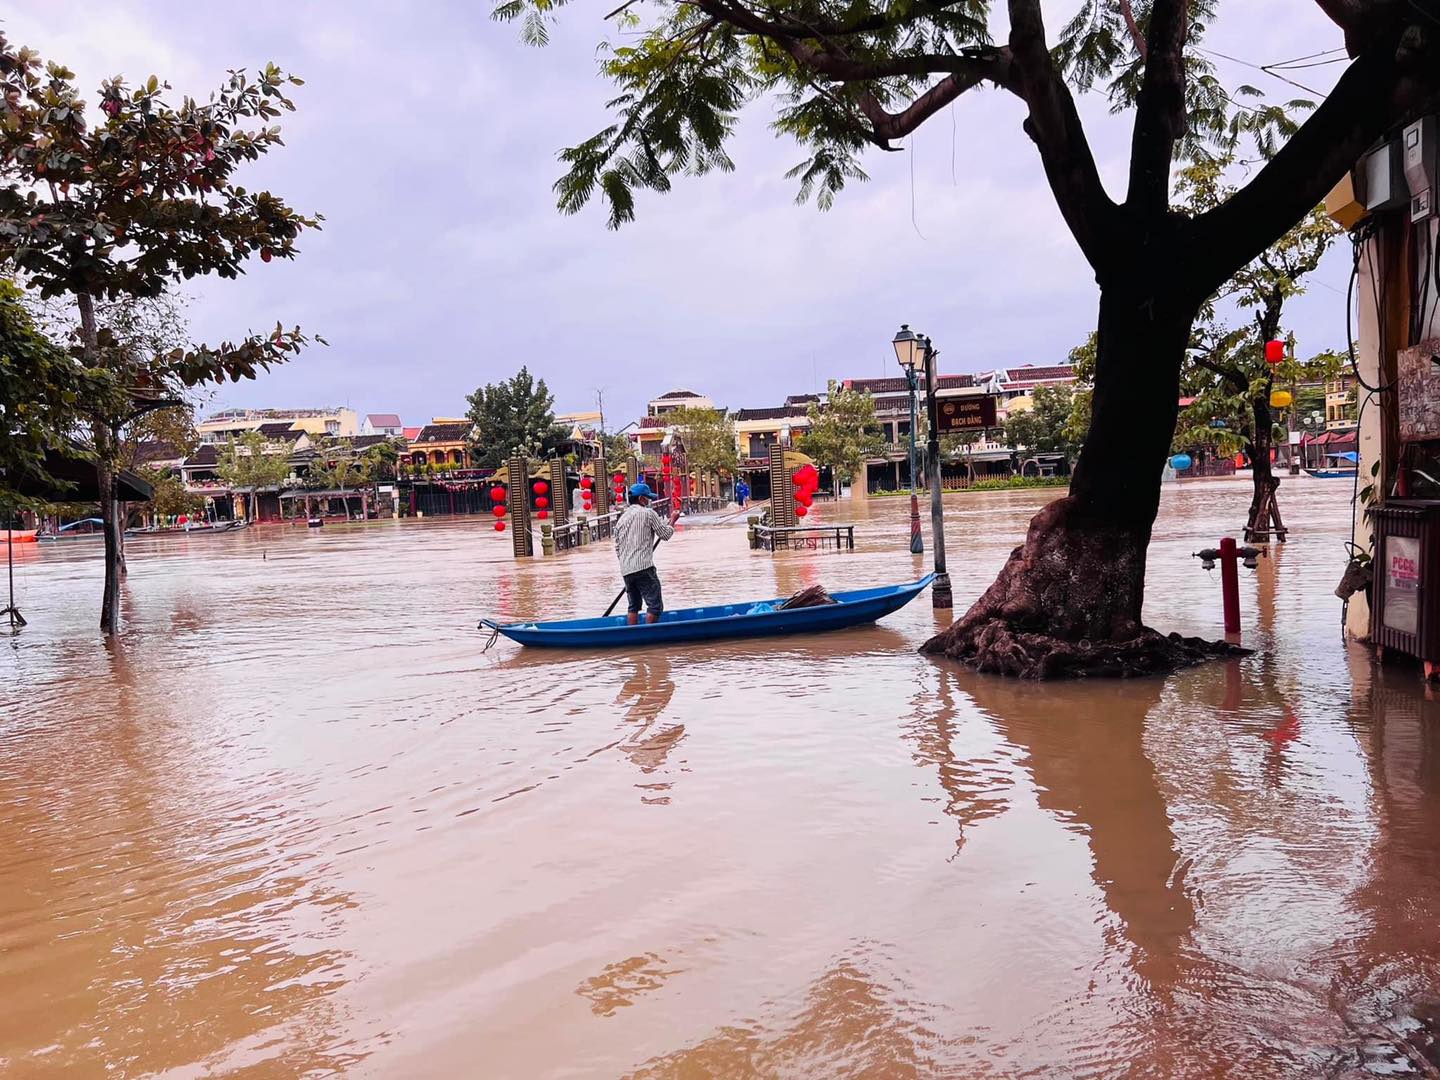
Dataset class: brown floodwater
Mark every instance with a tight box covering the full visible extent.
[3,479,1439,1078]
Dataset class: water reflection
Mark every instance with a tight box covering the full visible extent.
[954,672,1195,987]
[615,654,685,803]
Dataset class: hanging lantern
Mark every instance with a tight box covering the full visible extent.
[1269,389,1294,408]
[580,476,593,490]
[489,486,505,501]
[537,509,549,520]
[177,514,188,525]
[1169,453,1193,471]
[795,504,808,517]
[492,505,507,518]
[494,521,506,532]
[661,454,672,467]
[1264,339,1285,364]
[533,479,549,495]
[535,496,549,509]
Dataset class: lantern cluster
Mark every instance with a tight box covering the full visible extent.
[580,474,594,513]
[533,478,550,521]
[613,470,626,505]
[661,453,673,499]
[490,483,507,531]
[792,463,820,518]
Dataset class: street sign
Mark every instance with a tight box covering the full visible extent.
[935,395,997,433]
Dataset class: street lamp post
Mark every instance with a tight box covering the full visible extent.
[893,325,924,555]
[920,334,953,609]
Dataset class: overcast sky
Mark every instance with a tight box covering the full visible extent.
[10,2,1353,426]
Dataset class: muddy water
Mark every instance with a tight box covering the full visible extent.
[2,480,1438,1078]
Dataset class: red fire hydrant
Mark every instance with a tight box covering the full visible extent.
[1193,538,1264,634]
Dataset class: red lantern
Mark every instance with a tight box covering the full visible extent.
[796,504,808,517]
[1265,339,1285,364]
[533,479,549,495]
[613,472,624,483]
[494,521,506,532]
[537,510,549,520]
[177,514,188,525]
[583,500,593,512]
[534,496,548,509]
[492,505,506,518]
[661,454,672,467]
[489,486,505,501]
[580,476,593,490]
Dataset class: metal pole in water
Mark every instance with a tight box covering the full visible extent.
[1219,536,1241,634]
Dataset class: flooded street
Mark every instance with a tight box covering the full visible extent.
[4,480,1439,1078]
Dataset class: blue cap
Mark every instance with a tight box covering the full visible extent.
[629,482,656,500]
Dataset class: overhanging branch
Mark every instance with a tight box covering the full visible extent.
[1126,0,1188,210]
[1190,14,1440,295]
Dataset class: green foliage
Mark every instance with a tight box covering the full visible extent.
[302,437,372,492]
[665,404,739,477]
[497,0,1313,226]
[1002,384,1079,458]
[140,468,202,517]
[465,366,566,468]
[798,384,883,484]
[0,34,321,389]
[1171,156,1342,456]
[0,280,115,507]
[217,430,292,496]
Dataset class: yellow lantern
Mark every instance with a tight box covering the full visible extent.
[1269,389,1294,409]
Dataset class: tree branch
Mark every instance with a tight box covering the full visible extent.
[1190,13,1440,296]
[1007,0,1122,272]
[1126,0,1187,210]
[1192,352,1249,393]
[1119,0,1148,60]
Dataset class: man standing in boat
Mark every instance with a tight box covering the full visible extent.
[615,482,679,625]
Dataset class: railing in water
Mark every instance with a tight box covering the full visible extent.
[543,498,678,554]
[751,523,856,553]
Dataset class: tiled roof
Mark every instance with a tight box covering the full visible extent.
[414,422,472,443]
[732,406,809,422]
[366,413,402,427]
[349,435,391,449]
[656,389,701,400]
[183,445,220,467]
[133,441,184,466]
[986,364,1075,383]
[843,374,976,394]
[403,427,423,441]
[257,422,300,439]
[785,394,821,406]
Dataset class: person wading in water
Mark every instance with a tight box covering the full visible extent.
[614,482,679,625]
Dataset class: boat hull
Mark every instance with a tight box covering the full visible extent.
[484,575,935,648]
[1304,469,1357,479]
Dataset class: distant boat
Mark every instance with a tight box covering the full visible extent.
[1,529,37,544]
[1305,450,1357,479]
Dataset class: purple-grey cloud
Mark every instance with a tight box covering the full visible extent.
[8,1,1352,427]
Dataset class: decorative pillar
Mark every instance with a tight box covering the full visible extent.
[507,455,531,558]
[548,459,568,528]
[594,453,610,517]
[769,443,796,528]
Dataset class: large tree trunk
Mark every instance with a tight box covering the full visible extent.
[923,287,1245,677]
[76,293,123,636]
[1245,393,1278,538]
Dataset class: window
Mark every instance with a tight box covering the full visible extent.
[326,420,339,434]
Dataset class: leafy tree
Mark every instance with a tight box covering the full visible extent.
[1170,157,1341,534]
[1003,384,1080,460]
[798,384,883,487]
[466,366,566,468]
[218,430,292,521]
[665,405,739,487]
[503,0,1440,676]
[0,280,116,508]
[302,438,373,519]
[0,37,321,632]
[139,469,203,521]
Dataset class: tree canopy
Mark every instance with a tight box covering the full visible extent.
[218,430,292,504]
[466,366,566,468]
[0,280,115,507]
[799,384,883,484]
[664,404,739,477]
[1003,384,1080,458]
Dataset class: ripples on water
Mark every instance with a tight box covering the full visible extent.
[3,480,1440,1077]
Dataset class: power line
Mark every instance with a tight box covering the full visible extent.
[1194,46,1327,97]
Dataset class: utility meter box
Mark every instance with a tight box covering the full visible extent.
[1403,116,1437,223]
[1361,138,1408,213]
[1372,500,1440,669]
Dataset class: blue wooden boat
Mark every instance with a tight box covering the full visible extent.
[482,574,935,648]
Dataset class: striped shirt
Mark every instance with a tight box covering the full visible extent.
[614,503,674,576]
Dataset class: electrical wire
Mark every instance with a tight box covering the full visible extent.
[1347,224,1396,394]
[1193,46,1327,96]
